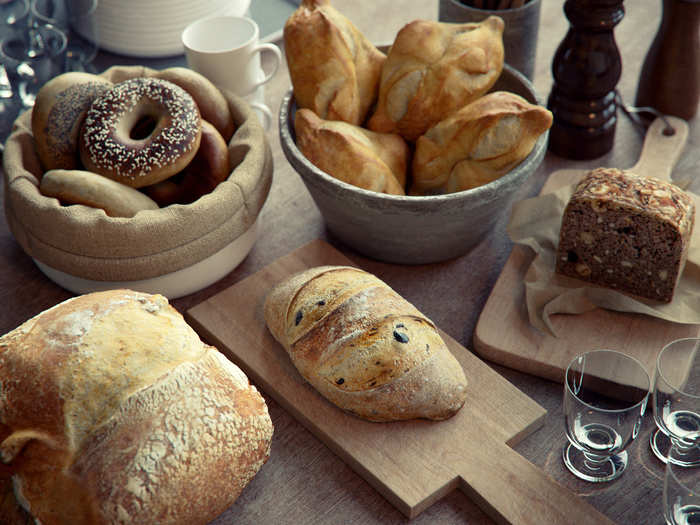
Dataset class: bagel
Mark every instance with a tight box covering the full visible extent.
[79,77,203,188]
[142,119,230,206]
[150,67,236,143]
[39,169,159,217]
[31,72,113,173]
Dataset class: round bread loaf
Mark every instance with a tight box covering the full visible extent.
[0,289,273,524]
[142,119,230,206]
[31,72,113,172]
[40,168,160,217]
[79,77,203,188]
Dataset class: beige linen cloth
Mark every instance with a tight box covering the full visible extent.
[507,182,700,335]
[3,66,273,281]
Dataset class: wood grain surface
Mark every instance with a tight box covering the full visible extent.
[1,1,696,524]
[474,116,700,382]
[186,240,614,524]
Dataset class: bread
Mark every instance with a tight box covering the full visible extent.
[264,266,468,422]
[0,289,273,524]
[149,67,236,143]
[294,108,408,195]
[284,0,386,125]
[410,91,552,195]
[367,17,504,142]
[31,72,113,172]
[555,168,695,302]
[40,168,160,217]
[143,119,231,206]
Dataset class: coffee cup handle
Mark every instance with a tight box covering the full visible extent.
[250,102,273,131]
[250,43,281,90]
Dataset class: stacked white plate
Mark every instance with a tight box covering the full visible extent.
[76,0,252,58]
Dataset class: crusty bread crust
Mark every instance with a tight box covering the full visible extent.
[264,266,468,422]
[0,289,272,524]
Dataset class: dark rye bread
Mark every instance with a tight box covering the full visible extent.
[555,168,695,303]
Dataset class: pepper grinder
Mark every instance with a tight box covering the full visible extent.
[547,0,625,159]
[635,0,700,120]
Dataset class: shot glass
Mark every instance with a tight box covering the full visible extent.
[563,349,650,482]
[651,337,700,466]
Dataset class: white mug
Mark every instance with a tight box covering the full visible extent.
[182,15,281,99]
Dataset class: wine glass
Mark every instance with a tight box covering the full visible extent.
[31,0,98,72]
[563,349,651,482]
[0,22,67,108]
[0,0,30,99]
[664,441,700,524]
[651,337,700,466]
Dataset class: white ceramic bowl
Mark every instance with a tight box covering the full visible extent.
[279,64,548,264]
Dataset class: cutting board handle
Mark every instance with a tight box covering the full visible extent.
[630,116,689,181]
[459,440,615,525]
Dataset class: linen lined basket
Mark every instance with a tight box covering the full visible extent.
[3,65,273,284]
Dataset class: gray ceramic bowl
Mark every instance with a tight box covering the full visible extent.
[279,64,548,264]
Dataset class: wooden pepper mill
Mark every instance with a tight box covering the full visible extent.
[547,0,625,159]
[635,0,700,120]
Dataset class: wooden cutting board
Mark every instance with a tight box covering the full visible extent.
[474,117,700,383]
[186,240,613,524]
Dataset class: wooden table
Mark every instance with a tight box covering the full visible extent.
[1,1,695,523]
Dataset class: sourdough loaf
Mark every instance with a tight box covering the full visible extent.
[264,266,468,422]
[0,290,273,524]
[555,168,695,302]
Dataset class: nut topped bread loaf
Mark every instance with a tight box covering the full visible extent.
[555,168,695,302]
[0,289,273,525]
[264,266,468,422]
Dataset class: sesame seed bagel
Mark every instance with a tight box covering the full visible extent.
[79,77,202,188]
[31,72,113,172]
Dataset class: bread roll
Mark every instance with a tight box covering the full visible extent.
[284,0,385,125]
[556,168,695,302]
[411,91,552,195]
[0,290,273,525]
[142,119,231,206]
[294,108,408,195]
[367,17,504,141]
[40,168,160,217]
[149,67,236,143]
[31,72,113,172]
[264,266,468,422]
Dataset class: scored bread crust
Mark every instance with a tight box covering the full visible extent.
[0,289,273,525]
[264,266,468,422]
[284,0,386,125]
[367,17,504,142]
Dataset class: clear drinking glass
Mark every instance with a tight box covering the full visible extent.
[0,0,30,98]
[651,337,700,466]
[563,349,651,482]
[664,442,700,525]
[31,0,98,72]
[0,22,67,107]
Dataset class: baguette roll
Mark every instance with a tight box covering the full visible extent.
[0,289,273,525]
[264,266,468,422]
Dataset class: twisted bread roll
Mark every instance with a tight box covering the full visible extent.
[284,0,385,125]
[294,108,408,195]
[0,290,273,525]
[264,266,468,422]
[367,17,504,141]
[411,91,552,195]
